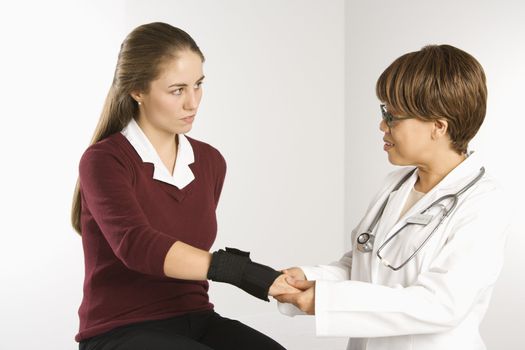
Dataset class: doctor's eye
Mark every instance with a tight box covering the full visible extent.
[194,81,204,89]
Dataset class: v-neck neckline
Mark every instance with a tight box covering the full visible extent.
[114,132,197,202]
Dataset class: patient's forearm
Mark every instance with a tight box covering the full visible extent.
[163,241,212,280]
[163,242,289,301]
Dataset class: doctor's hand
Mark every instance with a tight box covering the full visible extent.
[268,274,301,297]
[274,277,316,315]
[268,266,306,297]
[281,267,306,281]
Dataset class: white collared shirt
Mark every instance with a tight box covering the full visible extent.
[121,118,195,189]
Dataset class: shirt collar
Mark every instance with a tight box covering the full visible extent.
[121,118,195,189]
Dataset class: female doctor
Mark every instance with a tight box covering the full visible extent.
[274,44,510,349]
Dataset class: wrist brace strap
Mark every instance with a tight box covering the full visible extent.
[207,247,282,302]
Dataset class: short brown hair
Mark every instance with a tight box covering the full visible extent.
[376,44,487,154]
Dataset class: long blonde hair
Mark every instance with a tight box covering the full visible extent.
[71,22,204,234]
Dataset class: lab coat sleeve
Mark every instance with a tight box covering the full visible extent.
[278,251,353,317]
[314,185,511,337]
[301,251,353,281]
[79,147,178,277]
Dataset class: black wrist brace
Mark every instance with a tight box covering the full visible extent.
[207,247,282,302]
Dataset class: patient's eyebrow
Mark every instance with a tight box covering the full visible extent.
[168,75,205,88]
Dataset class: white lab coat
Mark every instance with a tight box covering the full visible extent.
[279,152,511,350]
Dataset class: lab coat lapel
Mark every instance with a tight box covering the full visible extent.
[369,169,418,282]
[397,152,484,223]
[369,151,484,282]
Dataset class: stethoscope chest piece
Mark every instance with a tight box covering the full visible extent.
[356,231,375,253]
[353,167,485,271]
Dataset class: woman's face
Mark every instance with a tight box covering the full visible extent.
[379,106,436,166]
[136,50,204,135]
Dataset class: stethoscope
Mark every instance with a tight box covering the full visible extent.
[356,167,485,271]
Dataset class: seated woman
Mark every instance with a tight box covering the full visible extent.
[72,22,297,350]
[275,44,510,350]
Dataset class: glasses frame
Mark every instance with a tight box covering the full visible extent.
[380,104,414,128]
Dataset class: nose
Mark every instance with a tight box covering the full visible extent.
[184,90,198,111]
[379,118,389,133]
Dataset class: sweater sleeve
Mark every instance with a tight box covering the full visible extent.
[79,147,178,277]
[213,149,227,207]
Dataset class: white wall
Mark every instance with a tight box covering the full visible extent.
[0,0,346,349]
[344,1,525,348]
[0,1,522,349]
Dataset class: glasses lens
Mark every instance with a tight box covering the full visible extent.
[380,104,393,126]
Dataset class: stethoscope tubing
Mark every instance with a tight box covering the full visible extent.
[356,167,485,270]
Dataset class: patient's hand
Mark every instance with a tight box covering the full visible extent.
[274,278,316,315]
[281,267,306,281]
[269,273,301,297]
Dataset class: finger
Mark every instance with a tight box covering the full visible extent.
[274,293,297,304]
[273,295,285,303]
[281,285,302,294]
[272,283,302,296]
[286,277,314,290]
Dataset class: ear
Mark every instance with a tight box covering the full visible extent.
[130,91,143,104]
[431,119,449,140]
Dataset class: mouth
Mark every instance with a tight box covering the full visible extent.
[383,138,394,151]
[181,115,195,123]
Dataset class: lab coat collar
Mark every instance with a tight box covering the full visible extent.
[414,150,483,193]
[121,118,195,189]
[392,151,483,223]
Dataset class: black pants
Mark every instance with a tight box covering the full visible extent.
[79,310,286,350]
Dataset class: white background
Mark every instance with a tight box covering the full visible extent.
[0,1,522,349]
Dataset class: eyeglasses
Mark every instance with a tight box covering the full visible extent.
[380,104,414,128]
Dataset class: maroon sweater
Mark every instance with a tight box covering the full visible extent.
[75,132,226,342]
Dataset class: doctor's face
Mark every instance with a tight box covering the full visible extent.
[379,106,436,166]
[135,50,204,135]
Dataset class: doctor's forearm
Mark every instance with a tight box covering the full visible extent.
[315,280,475,337]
